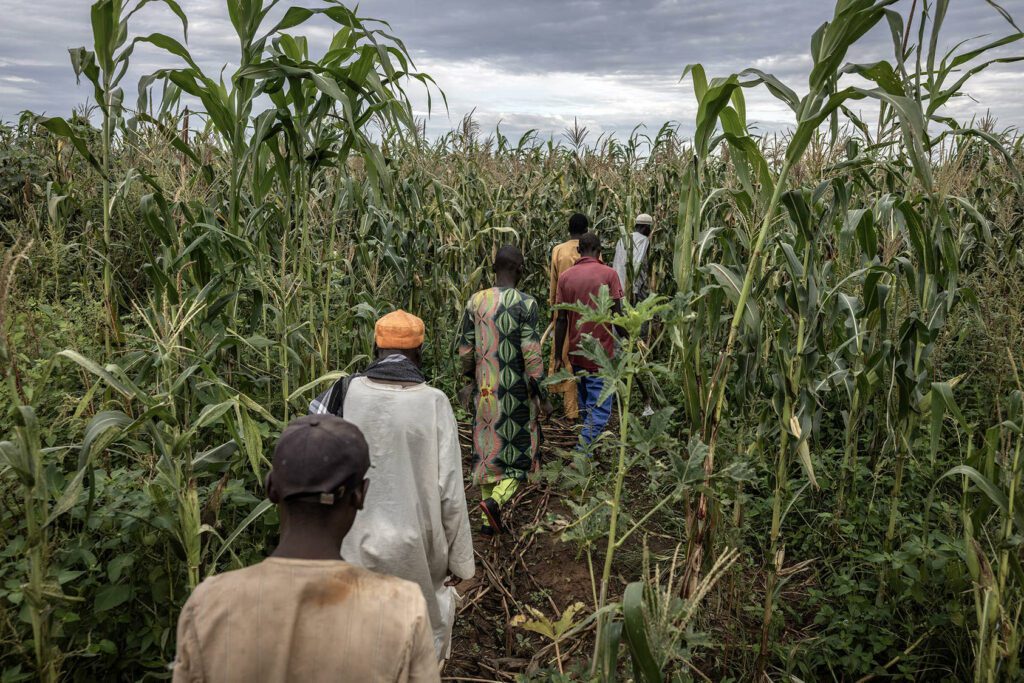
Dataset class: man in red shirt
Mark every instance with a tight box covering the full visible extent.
[553,231,625,450]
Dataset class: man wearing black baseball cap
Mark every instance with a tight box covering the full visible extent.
[171,415,440,682]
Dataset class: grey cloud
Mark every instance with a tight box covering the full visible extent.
[0,0,1020,136]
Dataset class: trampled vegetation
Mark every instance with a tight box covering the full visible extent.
[1,0,1022,680]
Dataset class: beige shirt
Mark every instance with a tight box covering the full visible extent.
[172,558,440,683]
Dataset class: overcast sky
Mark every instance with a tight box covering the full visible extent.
[0,0,1020,140]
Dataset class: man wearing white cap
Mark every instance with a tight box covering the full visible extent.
[612,213,653,304]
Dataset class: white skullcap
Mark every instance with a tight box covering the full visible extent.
[635,213,653,225]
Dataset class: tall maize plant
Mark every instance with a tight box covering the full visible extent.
[665,0,1022,671]
[1,0,1023,679]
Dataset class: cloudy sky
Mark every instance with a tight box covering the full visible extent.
[0,0,1020,140]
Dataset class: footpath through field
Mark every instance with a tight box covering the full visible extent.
[448,417,593,680]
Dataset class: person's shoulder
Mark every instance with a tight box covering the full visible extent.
[554,239,578,254]
[561,258,583,274]
[516,290,538,306]
[559,261,584,286]
[351,565,424,599]
[421,383,454,407]
[183,562,265,610]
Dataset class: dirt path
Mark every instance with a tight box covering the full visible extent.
[448,420,596,680]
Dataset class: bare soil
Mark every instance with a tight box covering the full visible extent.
[446,418,669,681]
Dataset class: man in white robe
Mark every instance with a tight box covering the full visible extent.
[310,310,475,660]
[612,212,653,304]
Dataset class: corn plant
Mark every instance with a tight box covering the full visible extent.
[933,380,1023,682]
[40,0,188,351]
[1,0,1023,677]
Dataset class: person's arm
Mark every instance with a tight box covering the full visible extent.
[437,398,475,580]
[554,309,568,371]
[460,354,475,381]
[456,302,476,409]
[612,239,627,294]
[610,272,628,339]
[521,297,545,388]
[554,273,569,371]
[549,248,559,307]
[520,297,551,419]
[612,299,628,339]
[405,592,442,683]
[171,599,204,683]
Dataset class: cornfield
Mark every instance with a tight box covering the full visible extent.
[0,0,1022,680]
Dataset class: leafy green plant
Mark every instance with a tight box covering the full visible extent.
[620,546,738,682]
[0,0,1022,678]
[41,0,188,350]
[511,601,588,676]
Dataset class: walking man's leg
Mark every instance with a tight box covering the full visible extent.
[578,375,614,450]
[480,477,520,534]
[480,482,494,531]
[587,377,614,439]
[576,376,589,430]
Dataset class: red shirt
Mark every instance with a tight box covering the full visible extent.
[555,256,624,372]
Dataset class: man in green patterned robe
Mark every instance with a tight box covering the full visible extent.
[457,246,549,535]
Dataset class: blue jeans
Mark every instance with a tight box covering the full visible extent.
[576,374,613,450]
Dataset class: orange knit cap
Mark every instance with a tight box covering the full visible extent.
[374,309,425,349]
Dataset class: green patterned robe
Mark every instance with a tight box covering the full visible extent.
[457,287,545,485]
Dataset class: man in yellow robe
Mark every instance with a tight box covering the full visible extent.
[547,213,589,419]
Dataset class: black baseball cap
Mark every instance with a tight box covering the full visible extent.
[268,415,370,505]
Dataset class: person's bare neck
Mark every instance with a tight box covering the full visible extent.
[271,529,346,561]
[495,272,518,289]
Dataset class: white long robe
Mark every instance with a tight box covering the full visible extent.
[612,230,651,299]
[340,377,475,659]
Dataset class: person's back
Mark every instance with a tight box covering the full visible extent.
[557,256,623,374]
[612,214,653,304]
[172,414,440,683]
[612,234,650,301]
[549,239,581,305]
[341,375,472,657]
[331,310,474,660]
[174,559,436,683]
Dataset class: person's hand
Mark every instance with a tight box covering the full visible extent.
[446,575,481,590]
[553,358,564,373]
[532,395,552,420]
[457,384,474,410]
[540,398,554,419]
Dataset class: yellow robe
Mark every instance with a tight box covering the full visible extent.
[548,239,580,418]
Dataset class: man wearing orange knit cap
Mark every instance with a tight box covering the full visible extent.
[309,310,475,662]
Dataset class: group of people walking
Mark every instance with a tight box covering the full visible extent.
[170,212,655,682]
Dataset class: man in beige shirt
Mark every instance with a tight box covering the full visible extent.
[547,212,589,419]
[172,415,439,683]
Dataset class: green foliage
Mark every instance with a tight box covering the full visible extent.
[0,0,1022,679]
